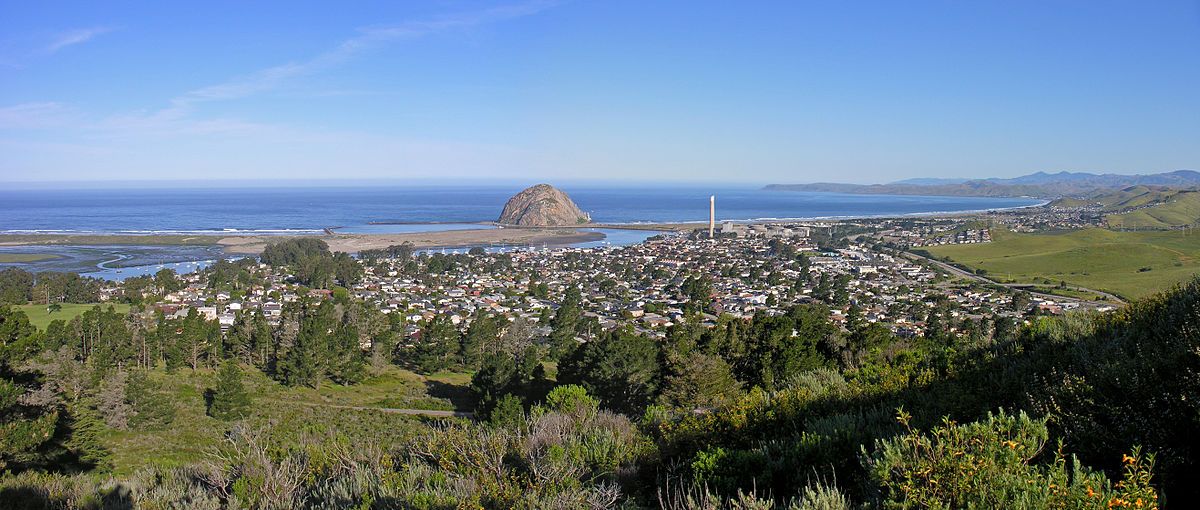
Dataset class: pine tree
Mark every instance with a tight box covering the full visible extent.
[459,311,499,368]
[280,302,334,387]
[328,324,365,385]
[414,314,456,374]
[208,361,251,420]
[65,401,112,471]
[126,370,175,429]
[487,394,524,428]
[280,327,321,387]
[250,311,274,368]
[549,286,582,359]
[0,377,58,471]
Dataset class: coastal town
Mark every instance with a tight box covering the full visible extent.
[75,214,1114,354]
[3,3,1195,505]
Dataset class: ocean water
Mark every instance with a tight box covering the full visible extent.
[0,185,1041,234]
[0,185,1039,280]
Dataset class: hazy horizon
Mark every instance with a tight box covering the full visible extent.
[3,1,1198,183]
[5,168,1200,190]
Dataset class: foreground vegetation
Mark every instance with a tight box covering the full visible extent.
[5,241,1200,507]
[925,227,1200,299]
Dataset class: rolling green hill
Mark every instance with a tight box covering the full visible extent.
[1106,190,1200,229]
[925,227,1200,299]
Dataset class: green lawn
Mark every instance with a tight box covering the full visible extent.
[101,365,472,475]
[925,228,1200,299]
[16,303,130,330]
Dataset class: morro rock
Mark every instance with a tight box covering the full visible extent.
[497,184,591,226]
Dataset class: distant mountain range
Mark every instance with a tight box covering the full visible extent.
[766,170,1200,198]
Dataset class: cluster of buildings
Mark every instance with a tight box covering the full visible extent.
[869,220,992,247]
[338,225,1040,340]
[106,218,1108,346]
[983,204,1104,232]
[151,272,292,329]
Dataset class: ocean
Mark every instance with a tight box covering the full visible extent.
[0,184,1041,234]
[0,184,1040,280]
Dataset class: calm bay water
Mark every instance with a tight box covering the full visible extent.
[0,184,1040,280]
[0,185,1041,234]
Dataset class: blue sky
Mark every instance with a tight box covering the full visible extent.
[1,1,1198,184]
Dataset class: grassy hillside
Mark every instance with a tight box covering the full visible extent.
[1106,190,1200,229]
[16,303,130,330]
[925,227,1200,299]
[102,366,469,475]
[1047,197,1095,208]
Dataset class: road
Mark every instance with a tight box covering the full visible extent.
[901,251,1125,307]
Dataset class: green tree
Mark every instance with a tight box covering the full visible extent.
[471,354,518,414]
[65,402,112,472]
[208,361,251,420]
[280,301,336,387]
[413,314,457,374]
[0,377,58,472]
[487,394,524,429]
[559,329,660,414]
[125,370,175,429]
[0,268,34,305]
[682,275,714,313]
[543,384,599,415]
[459,311,500,368]
[548,286,583,359]
[328,323,366,385]
[0,306,40,367]
[281,318,323,388]
[659,351,741,409]
[154,268,182,294]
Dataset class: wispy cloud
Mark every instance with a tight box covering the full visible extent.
[0,102,73,129]
[44,26,114,54]
[160,1,556,119]
[1,1,559,179]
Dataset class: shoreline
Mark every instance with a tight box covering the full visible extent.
[0,199,1050,255]
[218,228,606,255]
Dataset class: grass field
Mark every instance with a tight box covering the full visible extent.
[925,228,1200,299]
[102,365,472,475]
[16,303,130,330]
[0,253,60,263]
[1106,190,1200,229]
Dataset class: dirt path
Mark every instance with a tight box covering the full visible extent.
[271,399,474,419]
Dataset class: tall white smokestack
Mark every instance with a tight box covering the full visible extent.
[709,195,715,238]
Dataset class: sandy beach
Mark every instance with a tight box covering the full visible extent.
[221,228,607,254]
[0,228,610,255]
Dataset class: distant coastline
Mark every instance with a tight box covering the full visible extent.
[765,169,1200,199]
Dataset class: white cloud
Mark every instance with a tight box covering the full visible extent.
[0,102,74,129]
[44,27,114,54]
[0,2,561,180]
[161,0,557,118]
